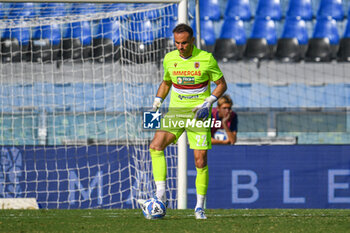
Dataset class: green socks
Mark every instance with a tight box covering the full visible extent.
[150,149,167,182]
[196,165,209,196]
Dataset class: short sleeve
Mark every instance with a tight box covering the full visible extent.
[208,54,223,82]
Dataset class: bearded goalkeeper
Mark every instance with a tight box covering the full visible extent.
[139,23,227,219]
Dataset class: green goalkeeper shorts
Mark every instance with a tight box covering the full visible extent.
[160,107,212,150]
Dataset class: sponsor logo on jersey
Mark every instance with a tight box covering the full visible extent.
[177,76,195,85]
[178,94,199,100]
[194,62,200,69]
[172,70,202,76]
[174,63,177,67]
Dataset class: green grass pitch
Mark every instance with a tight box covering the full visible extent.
[0,209,349,233]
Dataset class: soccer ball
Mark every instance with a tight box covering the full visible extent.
[214,129,227,141]
[141,198,166,220]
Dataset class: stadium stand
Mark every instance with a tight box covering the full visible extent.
[255,0,283,21]
[7,2,36,19]
[1,26,31,63]
[214,18,246,61]
[39,3,66,17]
[244,16,277,60]
[63,21,93,61]
[337,18,350,61]
[62,3,96,61]
[276,17,309,62]
[286,0,314,21]
[305,16,340,61]
[93,18,121,63]
[31,24,62,62]
[123,19,156,64]
[224,0,252,21]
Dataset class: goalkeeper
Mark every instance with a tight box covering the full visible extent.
[140,24,227,220]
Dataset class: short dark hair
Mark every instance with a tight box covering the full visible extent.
[172,23,193,38]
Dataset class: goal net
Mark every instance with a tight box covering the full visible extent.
[0,2,180,209]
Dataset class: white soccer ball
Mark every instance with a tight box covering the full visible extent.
[214,129,227,141]
[141,198,166,220]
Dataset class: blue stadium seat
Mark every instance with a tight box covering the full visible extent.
[317,0,344,21]
[7,3,36,19]
[250,17,278,44]
[123,20,157,64]
[276,17,309,61]
[93,18,121,62]
[286,0,313,21]
[224,0,252,21]
[214,18,246,61]
[129,20,154,43]
[164,4,178,20]
[31,24,62,62]
[255,0,282,21]
[129,4,162,20]
[102,3,127,12]
[71,3,96,15]
[0,3,6,19]
[63,21,93,60]
[306,17,339,61]
[244,17,277,60]
[40,3,66,17]
[1,27,31,62]
[190,0,221,21]
[338,19,350,61]
[281,17,309,45]
[192,20,217,53]
[313,17,340,45]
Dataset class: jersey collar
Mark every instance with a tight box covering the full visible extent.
[178,45,199,60]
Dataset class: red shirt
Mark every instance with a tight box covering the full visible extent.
[211,107,238,137]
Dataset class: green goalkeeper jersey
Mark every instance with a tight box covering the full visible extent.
[163,45,223,108]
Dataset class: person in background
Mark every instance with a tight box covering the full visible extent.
[211,94,237,145]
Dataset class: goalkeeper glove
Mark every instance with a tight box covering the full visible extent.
[192,95,218,120]
[152,97,163,111]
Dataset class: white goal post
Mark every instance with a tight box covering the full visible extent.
[0,0,193,209]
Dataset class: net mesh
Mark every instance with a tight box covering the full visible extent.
[0,2,179,209]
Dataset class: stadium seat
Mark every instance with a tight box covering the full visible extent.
[192,20,217,53]
[129,4,162,20]
[40,3,66,17]
[255,0,282,21]
[317,0,344,21]
[1,27,31,63]
[286,0,313,21]
[0,3,6,19]
[244,17,277,60]
[31,24,62,62]
[214,18,246,61]
[70,3,96,15]
[63,21,93,61]
[224,0,252,21]
[190,0,221,21]
[305,38,333,62]
[154,17,178,63]
[337,19,350,61]
[164,4,178,19]
[102,3,127,12]
[305,17,339,61]
[275,17,309,62]
[123,20,156,64]
[7,3,36,19]
[93,18,121,63]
